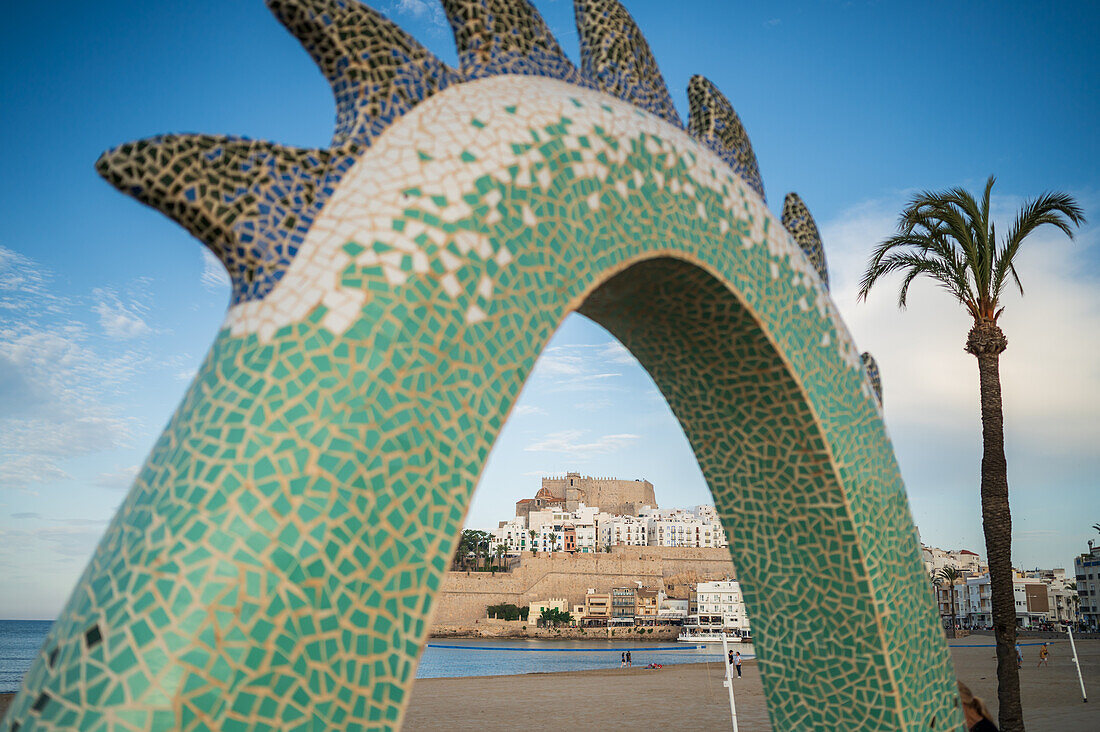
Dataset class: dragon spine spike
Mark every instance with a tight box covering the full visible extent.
[861,352,883,404]
[265,0,461,149]
[781,192,830,289]
[442,0,583,84]
[574,0,682,127]
[687,75,765,201]
[95,134,334,303]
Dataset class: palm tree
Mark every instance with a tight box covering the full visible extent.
[453,529,477,571]
[494,543,505,572]
[528,529,537,552]
[1092,522,1100,535]
[548,532,557,554]
[938,566,963,637]
[859,175,1084,732]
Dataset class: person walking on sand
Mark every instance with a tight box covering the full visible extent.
[626,651,631,668]
[1015,643,1022,669]
[1037,642,1050,668]
[620,651,626,668]
[734,651,742,679]
[958,681,998,731]
[728,649,734,667]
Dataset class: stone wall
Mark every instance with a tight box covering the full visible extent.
[431,546,736,626]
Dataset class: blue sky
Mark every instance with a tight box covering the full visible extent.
[1,0,1097,618]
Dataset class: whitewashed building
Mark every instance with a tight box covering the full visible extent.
[922,545,985,577]
[490,517,530,554]
[689,579,751,633]
[598,515,648,547]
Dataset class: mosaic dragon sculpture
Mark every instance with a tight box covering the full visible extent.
[5,1,957,729]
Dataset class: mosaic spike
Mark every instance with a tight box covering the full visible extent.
[862,351,883,404]
[575,0,682,126]
[96,135,333,304]
[781,192,830,289]
[687,75,765,200]
[266,0,461,148]
[442,0,582,83]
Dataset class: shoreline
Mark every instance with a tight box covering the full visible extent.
[3,643,1097,730]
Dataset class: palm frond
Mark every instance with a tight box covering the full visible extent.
[993,191,1087,300]
[860,178,1083,324]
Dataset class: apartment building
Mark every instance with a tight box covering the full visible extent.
[945,571,1075,629]
[922,545,986,577]
[599,515,648,548]
[611,586,637,622]
[689,579,751,633]
[1075,543,1100,630]
[581,590,611,625]
[635,588,659,624]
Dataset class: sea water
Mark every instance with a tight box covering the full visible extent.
[0,620,52,693]
[0,620,752,692]
[416,638,751,677]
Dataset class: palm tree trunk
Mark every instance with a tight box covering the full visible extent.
[967,320,1023,731]
[950,590,956,639]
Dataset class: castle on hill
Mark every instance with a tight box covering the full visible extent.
[514,471,657,520]
[496,472,726,554]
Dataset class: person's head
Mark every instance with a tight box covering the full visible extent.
[957,681,994,726]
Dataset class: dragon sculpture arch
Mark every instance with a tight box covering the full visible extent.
[5,1,959,729]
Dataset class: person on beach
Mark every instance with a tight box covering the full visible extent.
[626,651,632,667]
[1015,643,1022,669]
[728,649,734,667]
[1037,642,1049,667]
[620,651,626,668]
[734,651,742,679]
[958,681,998,731]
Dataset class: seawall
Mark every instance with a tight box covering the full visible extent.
[432,546,736,627]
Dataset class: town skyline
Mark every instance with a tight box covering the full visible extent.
[468,464,1094,574]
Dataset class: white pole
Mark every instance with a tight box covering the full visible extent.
[1067,626,1088,703]
[721,632,739,732]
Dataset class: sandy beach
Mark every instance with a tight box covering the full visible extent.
[2,641,1097,729]
[402,640,1100,730]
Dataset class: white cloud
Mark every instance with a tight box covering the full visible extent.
[599,341,637,364]
[529,341,637,391]
[0,455,69,492]
[93,286,152,339]
[94,465,140,491]
[512,404,546,417]
[0,248,144,491]
[574,398,613,412]
[525,429,640,457]
[387,0,447,32]
[200,248,230,293]
[0,246,66,314]
[1,525,104,559]
[532,345,588,377]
